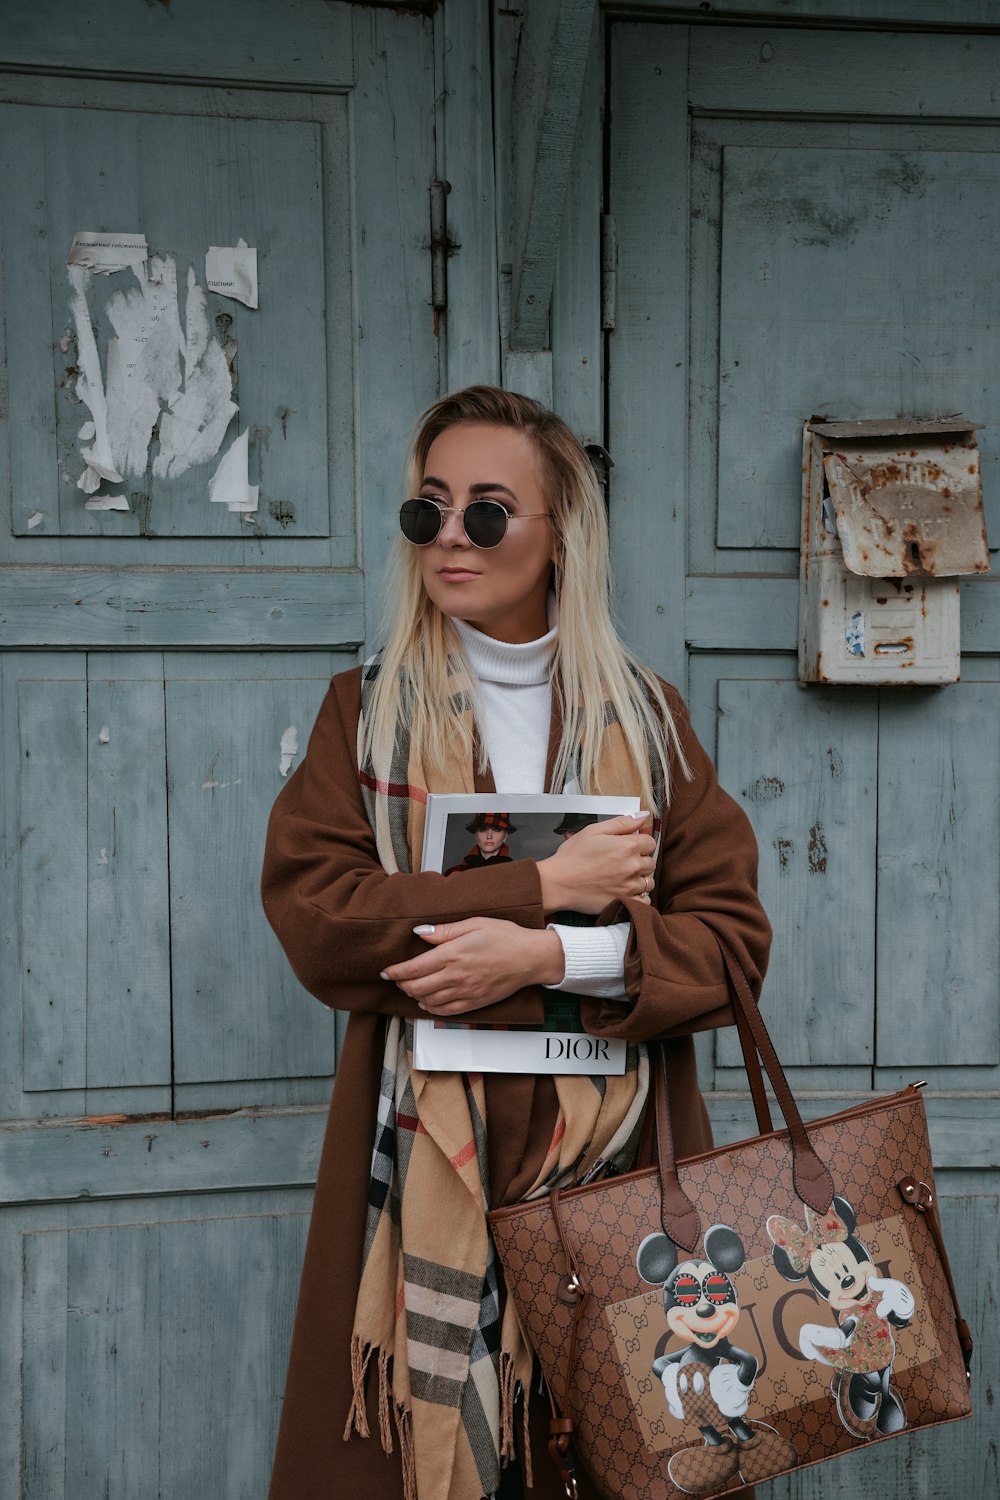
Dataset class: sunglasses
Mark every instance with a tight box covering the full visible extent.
[399,496,552,550]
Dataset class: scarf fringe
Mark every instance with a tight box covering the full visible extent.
[499,1351,517,1464]
[391,1395,417,1500]
[344,1335,375,1441]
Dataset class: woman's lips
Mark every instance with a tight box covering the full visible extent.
[438,568,480,581]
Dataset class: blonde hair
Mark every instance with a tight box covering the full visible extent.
[363,386,689,808]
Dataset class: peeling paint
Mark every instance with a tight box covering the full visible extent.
[279,725,299,778]
[743,775,784,803]
[808,823,828,874]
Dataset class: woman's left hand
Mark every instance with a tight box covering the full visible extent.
[381,918,565,1014]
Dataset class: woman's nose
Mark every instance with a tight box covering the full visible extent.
[436,507,469,545]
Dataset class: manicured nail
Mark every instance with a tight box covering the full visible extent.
[413,924,435,936]
[633,811,650,821]
[417,1002,427,1010]
[379,970,390,981]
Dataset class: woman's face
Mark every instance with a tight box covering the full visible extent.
[475,827,506,855]
[415,422,555,643]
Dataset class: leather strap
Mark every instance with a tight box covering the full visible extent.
[898,1175,974,1375]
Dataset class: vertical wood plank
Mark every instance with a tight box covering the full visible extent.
[165,662,337,1085]
[87,660,171,1087]
[19,669,88,1092]
[157,1213,308,1498]
[608,24,689,685]
[716,679,878,1068]
[440,0,500,391]
[22,1228,69,1500]
[876,685,1000,1066]
[63,1224,161,1500]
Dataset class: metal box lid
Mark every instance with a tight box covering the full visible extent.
[808,417,990,579]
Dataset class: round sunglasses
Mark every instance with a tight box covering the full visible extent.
[399,496,552,550]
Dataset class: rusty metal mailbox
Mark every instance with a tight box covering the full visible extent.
[799,417,991,684]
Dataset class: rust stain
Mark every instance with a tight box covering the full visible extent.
[744,776,785,803]
[808,823,828,874]
[773,837,793,874]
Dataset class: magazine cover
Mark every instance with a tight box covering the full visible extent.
[413,793,637,1074]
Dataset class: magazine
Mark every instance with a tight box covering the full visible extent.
[412,793,637,1074]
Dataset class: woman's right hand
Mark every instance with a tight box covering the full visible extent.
[537,813,656,916]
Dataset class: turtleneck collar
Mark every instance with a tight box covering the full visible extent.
[452,596,557,687]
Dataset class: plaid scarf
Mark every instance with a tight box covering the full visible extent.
[347,650,661,1500]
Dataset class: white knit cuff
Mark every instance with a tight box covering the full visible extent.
[545,921,630,1001]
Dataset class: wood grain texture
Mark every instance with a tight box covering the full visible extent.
[86,665,171,1088]
[0,569,364,649]
[716,678,878,1068]
[1,0,355,88]
[165,663,339,1085]
[876,683,1000,1066]
[607,24,690,686]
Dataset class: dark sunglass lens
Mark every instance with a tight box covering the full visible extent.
[399,498,442,545]
[464,500,508,548]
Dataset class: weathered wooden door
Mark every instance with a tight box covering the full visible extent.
[0,4,438,1495]
[607,19,997,1498]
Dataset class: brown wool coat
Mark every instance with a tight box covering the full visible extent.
[261,666,771,1500]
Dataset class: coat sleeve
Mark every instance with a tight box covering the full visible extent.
[260,669,548,1022]
[581,690,771,1042]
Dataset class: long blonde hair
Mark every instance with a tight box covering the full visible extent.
[362,386,689,808]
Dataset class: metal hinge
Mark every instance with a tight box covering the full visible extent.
[601,214,618,331]
[430,180,451,316]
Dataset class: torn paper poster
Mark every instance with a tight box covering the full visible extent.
[279,726,299,778]
[68,265,123,493]
[205,238,258,309]
[84,494,131,511]
[26,511,45,529]
[209,428,258,513]
[68,231,149,275]
[153,267,238,478]
[846,611,866,657]
[105,255,184,480]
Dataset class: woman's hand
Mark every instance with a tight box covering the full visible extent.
[537,813,656,916]
[380,918,565,1015]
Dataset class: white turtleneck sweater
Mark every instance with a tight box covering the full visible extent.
[452,615,629,999]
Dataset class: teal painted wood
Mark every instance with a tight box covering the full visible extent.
[607,24,690,687]
[440,0,501,392]
[1,0,355,88]
[715,679,878,1068]
[353,5,440,645]
[876,684,1000,1067]
[86,663,172,1088]
[15,1192,312,1500]
[0,72,357,565]
[0,569,364,649]
[18,665,89,1094]
[165,657,343,1086]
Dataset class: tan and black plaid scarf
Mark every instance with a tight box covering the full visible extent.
[347,650,662,1500]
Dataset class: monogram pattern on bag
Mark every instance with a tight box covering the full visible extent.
[489,1096,972,1499]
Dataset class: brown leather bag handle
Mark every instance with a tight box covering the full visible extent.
[653,940,835,1247]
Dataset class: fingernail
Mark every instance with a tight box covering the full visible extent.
[417,1002,427,1010]
[413,924,435,935]
[633,811,650,821]
[379,970,390,981]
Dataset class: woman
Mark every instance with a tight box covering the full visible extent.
[261,386,770,1500]
[445,812,518,874]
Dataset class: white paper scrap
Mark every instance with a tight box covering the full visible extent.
[154,267,238,478]
[279,726,299,778]
[77,420,96,442]
[205,238,258,309]
[98,726,111,744]
[105,255,184,479]
[68,231,149,275]
[26,511,45,529]
[85,494,131,511]
[68,265,123,493]
[209,428,259,513]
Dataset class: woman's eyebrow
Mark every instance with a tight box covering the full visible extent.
[420,476,520,502]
